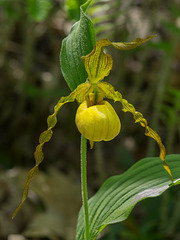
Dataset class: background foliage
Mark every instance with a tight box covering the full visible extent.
[0,0,180,239]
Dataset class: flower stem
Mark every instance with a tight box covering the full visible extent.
[81,135,90,240]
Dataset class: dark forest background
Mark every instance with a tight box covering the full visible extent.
[0,0,180,239]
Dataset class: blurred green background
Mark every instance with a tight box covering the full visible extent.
[0,0,180,239]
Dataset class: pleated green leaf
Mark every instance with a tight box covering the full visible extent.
[60,1,95,91]
[27,0,52,22]
[76,154,180,240]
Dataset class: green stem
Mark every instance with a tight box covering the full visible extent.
[81,135,90,240]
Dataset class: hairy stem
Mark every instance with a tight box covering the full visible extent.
[81,135,90,240]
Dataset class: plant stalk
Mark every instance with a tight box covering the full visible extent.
[81,135,90,240]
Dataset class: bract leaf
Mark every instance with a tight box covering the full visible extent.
[12,82,91,219]
[60,2,95,91]
[81,0,93,13]
[82,36,156,84]
[98,82,173,181]
[76,154,180,240]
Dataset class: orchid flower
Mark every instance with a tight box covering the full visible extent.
[12,35,173,219]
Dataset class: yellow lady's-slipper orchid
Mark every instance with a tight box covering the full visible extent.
[75,93,121,145]
[12,35,173,219]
